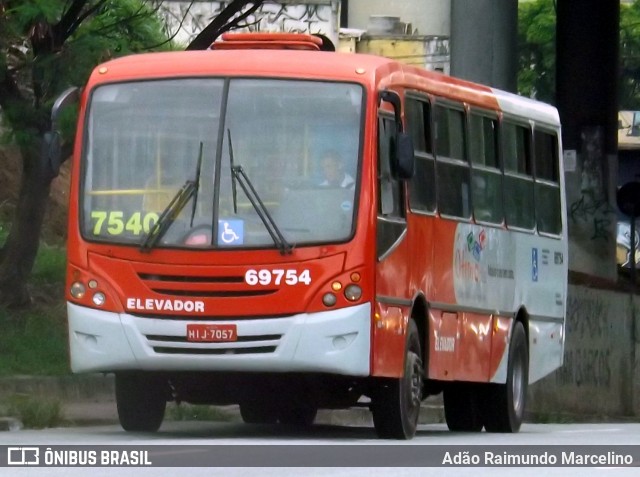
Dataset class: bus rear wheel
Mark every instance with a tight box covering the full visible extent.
[443,382,484,432]
[115,373,167,432]
[371,320,423,439]
[483,321,528,433]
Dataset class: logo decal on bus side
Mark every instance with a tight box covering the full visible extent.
[434,331,456,352]
[532,248,539,282]
[466,229,486,261]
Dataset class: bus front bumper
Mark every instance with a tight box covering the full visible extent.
[67,302,371,376]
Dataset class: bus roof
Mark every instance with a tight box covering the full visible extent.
[88,49,559,126]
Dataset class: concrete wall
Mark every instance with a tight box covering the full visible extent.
[450,0,518,92]
[355,36,450,74]
[563,135,618,282]
[528,284,640,419]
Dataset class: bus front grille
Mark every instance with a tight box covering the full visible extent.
[145,333,281,356]
[137,273,277,298]
[145,334,281,343]
[148,289,277,298]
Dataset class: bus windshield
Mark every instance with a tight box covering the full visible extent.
[82,78,363,250]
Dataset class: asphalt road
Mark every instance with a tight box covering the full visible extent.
[1,421,639,476]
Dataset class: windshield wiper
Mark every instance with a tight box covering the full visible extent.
[227,129,238,214]
[139,181,196,253]
[140,146,203,253]
[190,142,204,227]
[230,163,293,255]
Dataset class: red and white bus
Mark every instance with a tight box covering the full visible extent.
[59,33,567,439]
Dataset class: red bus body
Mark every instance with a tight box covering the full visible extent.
[65,35,567,437]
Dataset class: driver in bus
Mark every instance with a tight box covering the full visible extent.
[319,151,355,188]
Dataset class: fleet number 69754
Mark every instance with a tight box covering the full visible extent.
[245,269,311,286]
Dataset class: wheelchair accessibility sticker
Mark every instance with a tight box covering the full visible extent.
[218,220,244,245]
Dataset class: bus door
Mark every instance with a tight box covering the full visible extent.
[372,110,411,377]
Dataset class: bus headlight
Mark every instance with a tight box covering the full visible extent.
[70,282,86,299]
[92,292,106,307]
[344,284,362,302]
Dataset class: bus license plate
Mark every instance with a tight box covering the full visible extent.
[187,324,237,342]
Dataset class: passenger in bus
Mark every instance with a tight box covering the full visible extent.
[319,151,355,188]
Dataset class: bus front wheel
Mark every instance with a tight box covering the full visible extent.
[115,373,167,432]
[371,319,423,439]
[239,399,279,424]
[483,321,528,433]
[277,397,317,427]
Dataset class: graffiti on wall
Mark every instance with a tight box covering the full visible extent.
[554,293,614,388]
[568,126,616,241]
[159,1,339,47]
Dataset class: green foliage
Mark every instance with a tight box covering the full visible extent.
[166,403,237,422]
[620,1,640,109]
[3,394,64,429]
[517,0,556,103]
[8,1,62,27]
[31,243,67,285]
[62,0,173,87]
[0,232,68,375]
[0,306,68,375]
[0,0,173,145]
[518,0,640,109]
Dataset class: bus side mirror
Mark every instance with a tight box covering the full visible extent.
[45,86,80,178]
[41,131,62,178]
[395,132,415,180]
[379,90,415,180]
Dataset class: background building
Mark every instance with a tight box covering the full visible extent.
[160,1,341,47]
[346,0,450,36]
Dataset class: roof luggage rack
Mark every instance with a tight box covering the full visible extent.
[211,32,333,51]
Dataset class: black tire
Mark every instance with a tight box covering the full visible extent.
[443,382,484,432]
[483,321,528,433]
[277,400,318,427]
[371,320,423,439]
[239,400,279,424]
[115,373,167,432]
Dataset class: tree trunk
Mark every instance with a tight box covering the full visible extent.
[0,141,53,307]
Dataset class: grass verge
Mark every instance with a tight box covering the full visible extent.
[166,403,237,422]
[0,237,69,376]
[1,394,64,429]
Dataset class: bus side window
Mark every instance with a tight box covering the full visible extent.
[534,129,562,234]
[469,112,502,224]
[377,113,407,259]
[406,97,436,213]
[502,121,534,230]
[435,103,470,218]
[378,115,404,217]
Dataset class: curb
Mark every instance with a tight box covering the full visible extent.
[0,374,114,401]
[0,374,445,430]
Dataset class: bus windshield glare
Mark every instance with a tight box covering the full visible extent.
[82,78,363,250]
